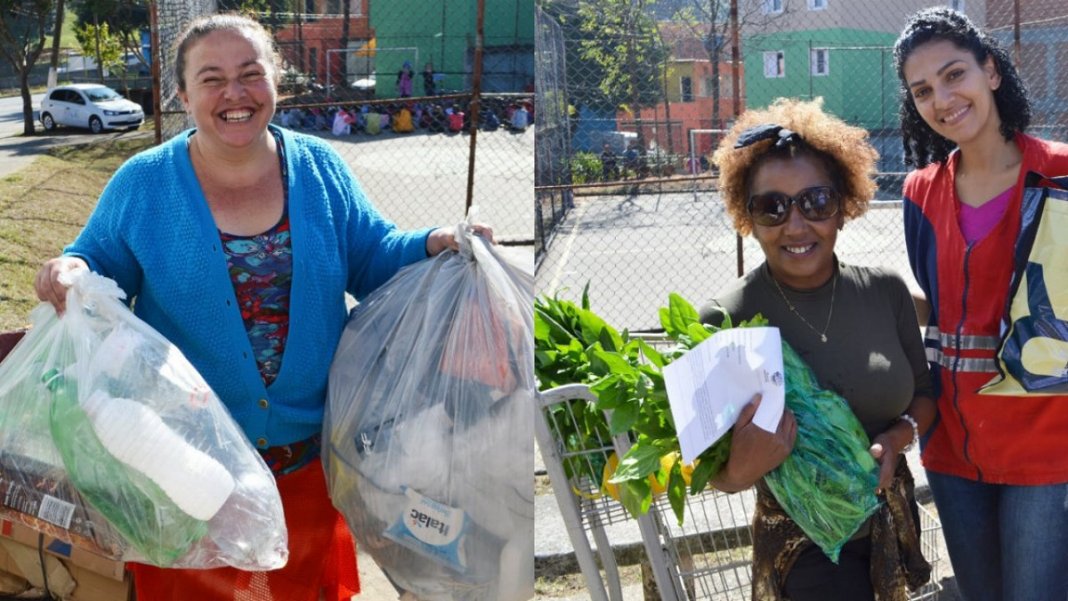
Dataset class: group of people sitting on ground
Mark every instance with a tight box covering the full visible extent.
[275,99,533,138]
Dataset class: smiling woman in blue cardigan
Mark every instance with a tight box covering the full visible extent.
[32,13,489,601]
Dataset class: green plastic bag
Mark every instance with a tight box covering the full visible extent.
[764,341,882,562]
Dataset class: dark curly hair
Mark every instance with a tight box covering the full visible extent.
[893,7,1030,168]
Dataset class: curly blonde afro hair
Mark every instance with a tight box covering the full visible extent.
[712,97,878,235]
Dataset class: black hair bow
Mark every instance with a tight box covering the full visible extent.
[733,123,801,149]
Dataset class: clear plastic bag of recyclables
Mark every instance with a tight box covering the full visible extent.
[766,340,882,562]
[0,270,287,569]
[325,224,534,601]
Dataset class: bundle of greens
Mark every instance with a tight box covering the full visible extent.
[535,290,735,523]
[766,342,882,561]
[537,289,883,561]
[534,287,617,487]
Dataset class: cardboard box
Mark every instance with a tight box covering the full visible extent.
[0,455,128,560]
[0,327,129,568]
[0,518,125,581]
[0,334,132,599]
[0,535,132,601]
[65,561,133,601]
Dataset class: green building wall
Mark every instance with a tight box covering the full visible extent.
[743,29,900,131]
[370,0,534,98]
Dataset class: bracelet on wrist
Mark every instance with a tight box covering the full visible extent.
[898,413,919,454]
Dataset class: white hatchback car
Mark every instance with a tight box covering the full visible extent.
[39,84,144,134]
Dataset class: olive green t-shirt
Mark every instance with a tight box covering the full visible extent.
[700,260,933,441]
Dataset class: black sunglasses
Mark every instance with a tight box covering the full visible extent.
[747,186,841,227]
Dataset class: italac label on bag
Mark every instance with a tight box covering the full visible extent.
[384,487,469,573]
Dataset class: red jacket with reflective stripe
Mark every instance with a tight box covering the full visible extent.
[903,133,1068,485]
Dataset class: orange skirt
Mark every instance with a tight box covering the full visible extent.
[129,457,359,601]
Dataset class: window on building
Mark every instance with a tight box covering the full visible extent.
[811,48,829,76]
[327,0,362,15]
[764,51,785,78]
[808,0,827,9]
[763,0,784,15]
[704,75,734,98]
[681,76,693,102]
[949,0,965,11]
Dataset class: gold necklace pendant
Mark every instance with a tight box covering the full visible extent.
[771,273,837,343]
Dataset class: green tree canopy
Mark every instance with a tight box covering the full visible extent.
[543,0,670,113]
[73,0,148,74]
[75,20,123,80]
[0,0,56,134]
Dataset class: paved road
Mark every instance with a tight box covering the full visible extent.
[0,92,45,178]
[0,92,44,139]
[306,125,535,243]
[0,92,154,180]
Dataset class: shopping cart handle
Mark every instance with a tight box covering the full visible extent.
[537,383,598,407]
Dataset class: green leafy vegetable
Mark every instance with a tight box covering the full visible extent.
[536,290,744,525]
[764,342,882,562]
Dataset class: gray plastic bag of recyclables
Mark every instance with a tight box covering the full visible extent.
[324,224,534,601]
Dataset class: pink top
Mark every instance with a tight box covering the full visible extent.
[958,186,1013,244]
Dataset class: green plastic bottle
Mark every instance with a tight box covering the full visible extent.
[43,368,209,566]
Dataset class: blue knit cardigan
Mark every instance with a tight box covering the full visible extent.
[66,125,433,447]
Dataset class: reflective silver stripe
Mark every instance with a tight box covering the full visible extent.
[940,355,997,372]
[944,356,997,372]
[926,347,942,364]
[926,348,998,372]
[939,333,999,350]
[925,325,998,350]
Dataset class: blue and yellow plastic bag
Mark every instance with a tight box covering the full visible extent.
[983,172,1068,395]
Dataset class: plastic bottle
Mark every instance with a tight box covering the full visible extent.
[44,368,210,566]
[81,390,235,521]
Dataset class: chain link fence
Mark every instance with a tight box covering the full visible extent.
[535,0,1068,331]
[154,0,534,244]
[535,6,573,259]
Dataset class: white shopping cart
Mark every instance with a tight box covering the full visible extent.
[536,380,943,601]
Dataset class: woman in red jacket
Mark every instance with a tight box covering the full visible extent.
[895,8,1068,600]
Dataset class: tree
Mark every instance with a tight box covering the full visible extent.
[543,0,671,155]
[48,0,63,83]
[217,0,286,31]
[543,0,669,116]
[0,0,55,135]
[217,0,270,11]
[75,20,123,83]
[74,0,149,89]
[671,0,790,128]
[104,0,149,82]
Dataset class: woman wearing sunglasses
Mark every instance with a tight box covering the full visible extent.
[895,9,1068,601]
[701,98,936,601]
